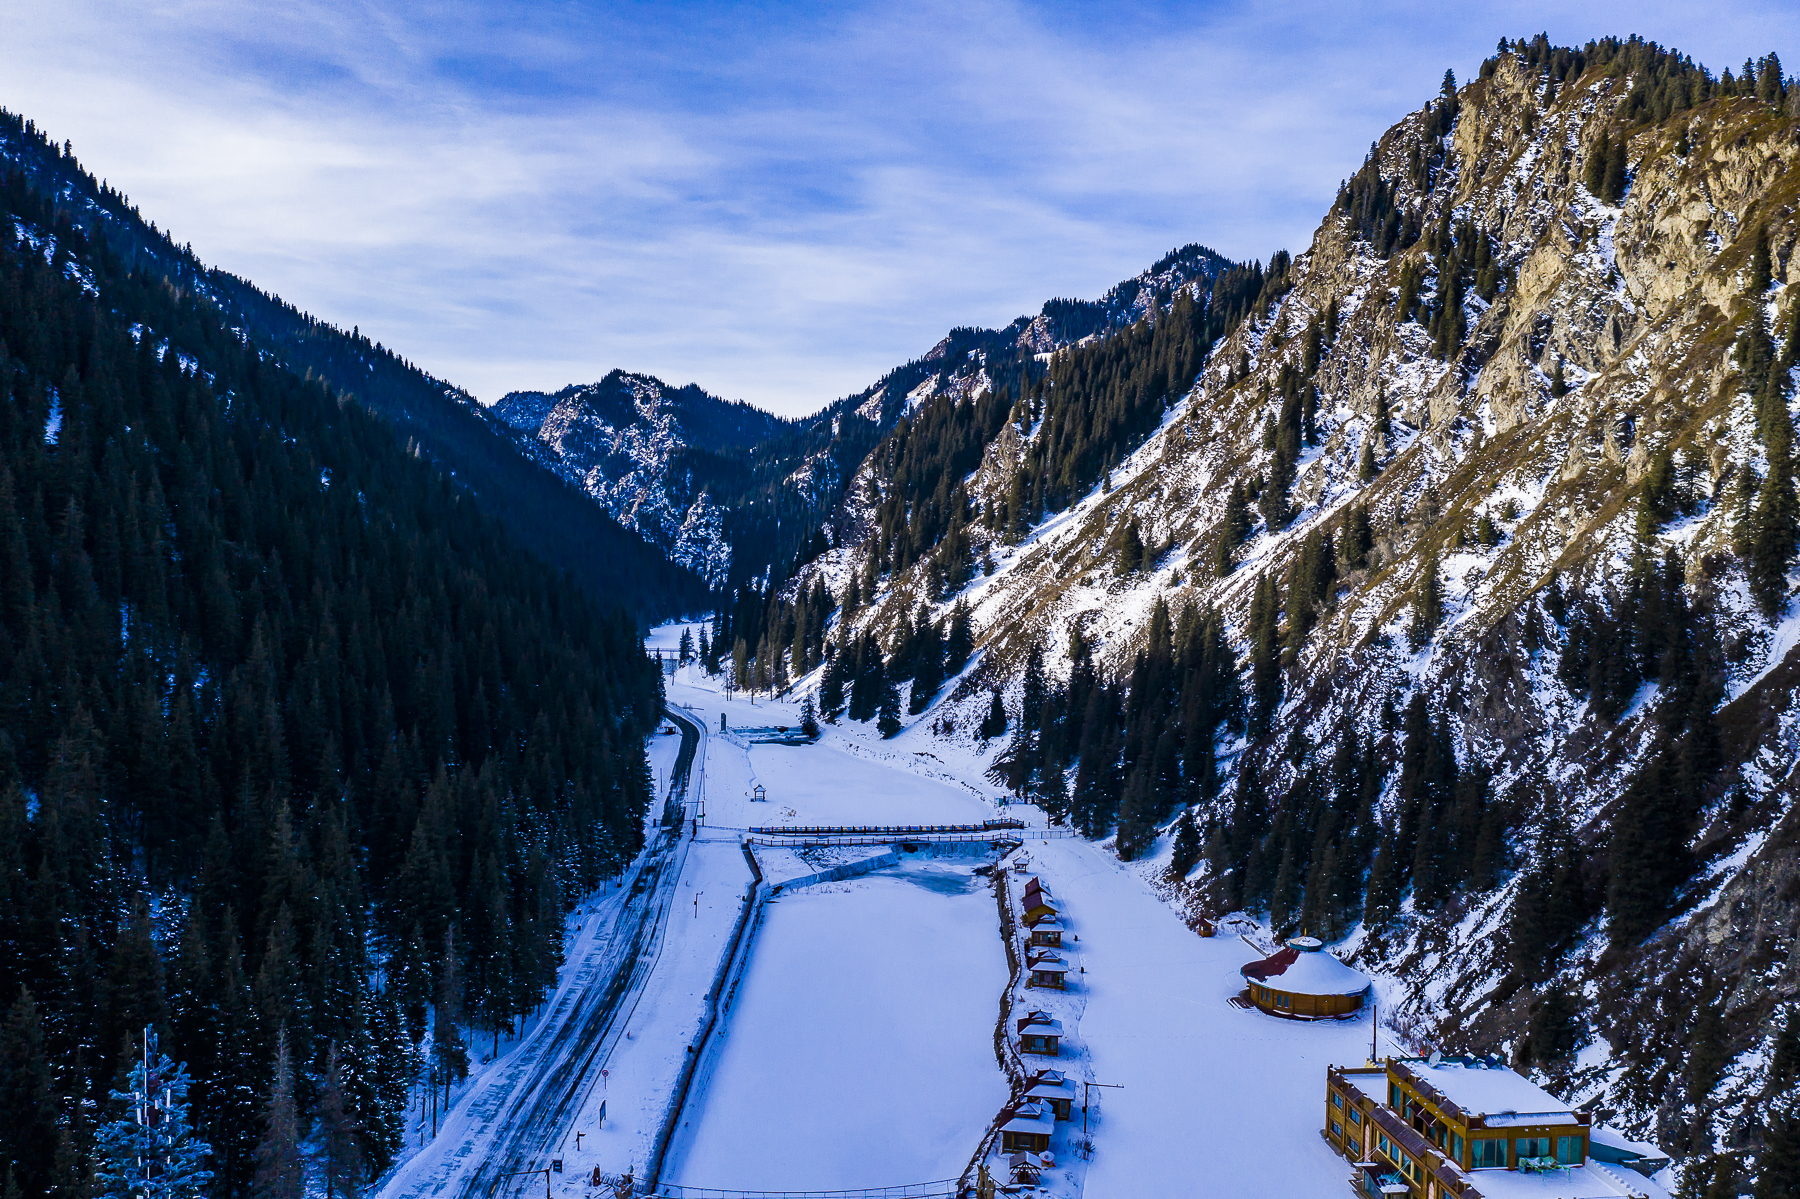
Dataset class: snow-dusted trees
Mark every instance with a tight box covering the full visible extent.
[95,1040,213,1199]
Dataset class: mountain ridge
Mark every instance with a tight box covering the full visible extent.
[722,36,1800,1175]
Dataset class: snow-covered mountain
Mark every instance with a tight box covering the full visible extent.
[776,40,1800,1161]
[492,246,1237,591]
[486,371,796,586]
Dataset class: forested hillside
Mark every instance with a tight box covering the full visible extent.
[0,111,704,619]
[0,151,661,1196]
[744,36,1800,1192]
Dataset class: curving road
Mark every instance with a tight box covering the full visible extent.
[380,703,704,1199]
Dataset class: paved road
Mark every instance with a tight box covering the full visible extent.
[380,703,704,1199]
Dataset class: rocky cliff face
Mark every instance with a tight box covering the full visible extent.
[802,48,1800,1159]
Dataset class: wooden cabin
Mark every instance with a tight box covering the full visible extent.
[1022,895,1059,925]
[999,1099,1055,1153]
[1027,950,1069,990]
[1016,1011,1062,1056]
[1324,1057,1603,1199]
[1022,877,1053,907]
[1026,917,1063,948]
[1239,936,1369,1019]
[1025,1069,1076,1120]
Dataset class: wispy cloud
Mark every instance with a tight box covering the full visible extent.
[9,0,1798,414]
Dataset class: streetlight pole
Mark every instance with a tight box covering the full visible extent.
[1082,1081,1123,1138]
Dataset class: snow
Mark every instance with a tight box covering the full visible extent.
[1023,836,1397,1199]
[1408,1059,1576,1120]
[664,861,1007,1191]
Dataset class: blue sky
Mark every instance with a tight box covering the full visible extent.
[9,2,1799,416]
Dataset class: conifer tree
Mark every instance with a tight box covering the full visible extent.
[876,677,902,738]
[1166,812,1202,882]
[96,1039,213,1199]
[0,989,58,1198]
[980,690,1007,741]
[1408,550,1443,649]
[1602,131,1628,205]
[1524,983,1583,1067]
[432,929,468,1090]
[943,602,974,675]
[820,644,846,720]
[1248,573,1283,737]
[1584,130,1610,196]
[1114,519,1144,576]
[318,1042,362,1199]
[1756,1104,1800,1199]
[251,1028,302,1199]
[799,694,820,739]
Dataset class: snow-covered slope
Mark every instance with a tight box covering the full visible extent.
[486,371,794,586]
[786,45,1800,1160]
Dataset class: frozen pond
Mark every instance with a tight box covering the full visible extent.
[666,859,1008,1191]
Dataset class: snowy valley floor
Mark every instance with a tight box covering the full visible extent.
[386,624,1660,1199]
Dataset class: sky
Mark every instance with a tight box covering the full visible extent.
[8,2,1800,417]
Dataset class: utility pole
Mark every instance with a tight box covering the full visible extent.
[1082,1080,1123,1138]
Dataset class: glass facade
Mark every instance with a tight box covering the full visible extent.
[1516,1136,1551,1160]
[1471,1137,1508,1168]
[1556,1136,1583,1165]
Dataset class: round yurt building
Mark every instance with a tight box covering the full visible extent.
[1239,936,1370,1019]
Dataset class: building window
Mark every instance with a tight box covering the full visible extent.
[1333,1092,1344,1109]
[1350,1108,1361,1125]
[1332,1120,1343,1137]
[1277,992,1290,1008]
[1471,1138,1507,1169]
[1516,1137,1551,1162]
[1391,1083,1403,1108]
[1556,1136,1583,1165]
[1449,1132,1462,1162]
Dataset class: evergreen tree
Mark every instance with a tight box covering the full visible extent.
[251,1028,302,1199]
[318,1042,361,1199]
[1214,481,1252,576]
[1408,550,1444,649]
[1116,519,1145,575]
[95,1039,213,1199]
[943,602,974,675]
[432,929,468,1088]
[1760,1104,1800,1199]
[1602,130,1628,205]
[1524,983,1583,1068]
[908,617,944,714]
[0,989,58,1199]
[1166,812,1202,882]
[1584,130,1610,195]
[1549,358,1568,397]
[876,677,902,738]
[980,690,1007,740]
[799,694,820,739]
[819,650,847,720]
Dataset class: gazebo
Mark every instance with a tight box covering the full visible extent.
[1239,936,1370,1019]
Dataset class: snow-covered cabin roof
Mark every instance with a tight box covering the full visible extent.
[1017,1011,1063,1036]
[1027,917,1063,932]
[1239,937,1369,997]
[1402,1059,1578,1124]
[1001,1102,1056,1134]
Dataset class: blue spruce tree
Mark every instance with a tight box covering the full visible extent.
[96,1036,214,1199]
